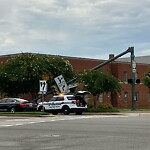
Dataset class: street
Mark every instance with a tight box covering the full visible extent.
[0,114,150,150]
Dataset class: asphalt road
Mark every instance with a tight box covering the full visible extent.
[0,114,150,150]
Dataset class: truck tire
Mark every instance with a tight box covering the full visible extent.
[62,106,70,115]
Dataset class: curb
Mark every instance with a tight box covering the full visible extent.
[0,112,150,117]
[0,114,54,117]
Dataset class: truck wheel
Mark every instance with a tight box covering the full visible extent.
[62,106,70,115]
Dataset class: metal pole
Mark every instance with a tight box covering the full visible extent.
[42,92,44,102]
[130,47,136,110]
[67,47,132,84]
[91,47,132,70]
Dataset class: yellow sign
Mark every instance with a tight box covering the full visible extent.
[42,74,49,81]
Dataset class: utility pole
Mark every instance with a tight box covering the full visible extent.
[130,47,136,110]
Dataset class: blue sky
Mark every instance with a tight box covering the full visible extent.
[0,0,150,59]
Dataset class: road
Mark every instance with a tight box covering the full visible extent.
[0,114,150,150]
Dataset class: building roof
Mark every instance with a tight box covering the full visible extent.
[0,53,150,65]
[118,56,150,64]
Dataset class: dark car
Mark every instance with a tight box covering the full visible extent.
[0,98,37,113]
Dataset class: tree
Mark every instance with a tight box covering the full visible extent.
[0,53,75,97]
[143,72,150,88]
[81,70,121,107]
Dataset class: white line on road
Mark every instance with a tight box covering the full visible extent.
[0,115,129,128]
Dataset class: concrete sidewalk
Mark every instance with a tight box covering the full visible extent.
[83,110,150,116]
[0,110,150,117]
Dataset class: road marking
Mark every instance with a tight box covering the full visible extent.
[39,121,46,123]
[51,120,56,122]
[28,122,35,124]
[0,115,128,128]
[0,125,14,127]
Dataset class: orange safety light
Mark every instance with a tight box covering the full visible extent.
[59,93,64,96]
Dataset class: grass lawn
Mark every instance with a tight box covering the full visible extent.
[0,111,50,116]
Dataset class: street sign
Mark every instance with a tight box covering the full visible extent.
[39,80,47,93]
[54,75,68,93]
[132,60,136,69]
[132,68,136,73]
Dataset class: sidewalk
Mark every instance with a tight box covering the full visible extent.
[84,110,150,116]
[0,110,150,117]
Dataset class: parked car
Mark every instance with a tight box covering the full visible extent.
[0,98,37,112]
[37,94,87,115]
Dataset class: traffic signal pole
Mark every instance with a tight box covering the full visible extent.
[67,47,136,110]
[91,47,136,110]
[130,47,136,110]
[91,47,132,70]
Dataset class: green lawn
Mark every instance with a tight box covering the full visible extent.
[0,111,50,116]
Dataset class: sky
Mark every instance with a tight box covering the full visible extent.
[0,0,150,60]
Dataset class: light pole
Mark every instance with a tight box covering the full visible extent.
[130,47,136,110]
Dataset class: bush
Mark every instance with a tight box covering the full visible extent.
[87,103,119,112]
[87,104,94,109]
[97,103,113,110]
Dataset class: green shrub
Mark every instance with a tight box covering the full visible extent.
[87,103,119,112]
[87,104,94,109]
[97,103,113,110]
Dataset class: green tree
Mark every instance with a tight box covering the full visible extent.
[81,70,121,107]
[0,53,75,97]
[143,72,150,88]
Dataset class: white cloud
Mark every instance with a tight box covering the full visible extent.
[0,0,150,58]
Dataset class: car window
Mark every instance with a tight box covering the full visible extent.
[6,99,16,103]
[49,97,57,102]
[66,96,75,100]
[0,99,6,103]
[56,97,64,101]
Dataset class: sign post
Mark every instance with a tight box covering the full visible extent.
[39,80,47,102]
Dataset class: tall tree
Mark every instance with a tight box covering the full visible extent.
[143,72,150,88]
[0,53,75,97]
[81,70,121,107]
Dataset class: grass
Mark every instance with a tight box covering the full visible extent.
[0,111,50,116]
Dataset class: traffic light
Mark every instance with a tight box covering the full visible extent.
[128,79,140,84]
[128,79,132,84]
[136,79,140,84]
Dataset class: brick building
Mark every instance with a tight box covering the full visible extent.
[0,53,150,108]
[63,55,150,108]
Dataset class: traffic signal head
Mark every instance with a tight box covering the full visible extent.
[128,79,140,84]
[128,79,132,83]
[136,79,140,84]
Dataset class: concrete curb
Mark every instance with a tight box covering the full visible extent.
[0,112,150,117]
[0,114,54,117]
[83,111,150,116]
